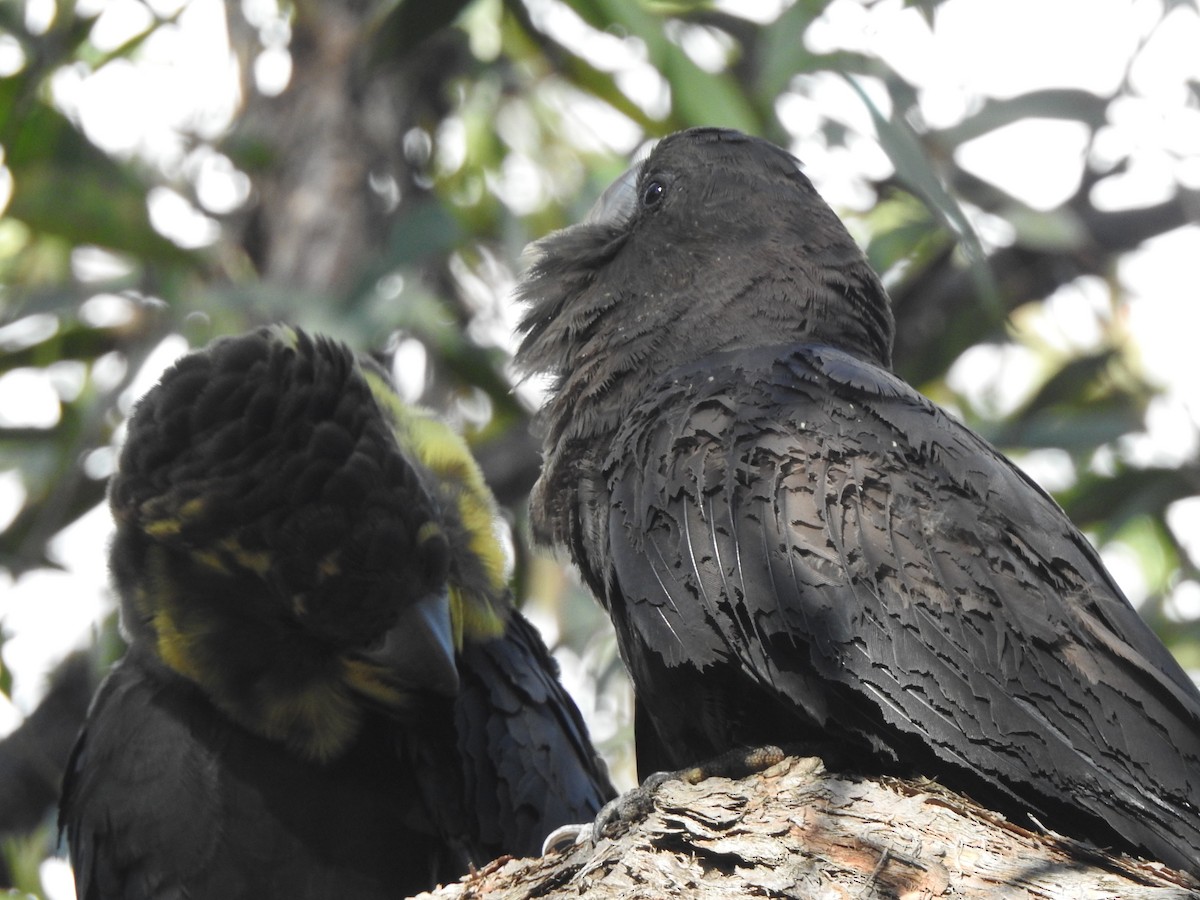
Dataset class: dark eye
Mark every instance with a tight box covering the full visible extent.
[640,180,665,208]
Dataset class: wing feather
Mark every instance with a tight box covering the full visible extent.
[453,611,615,860]
[600,343,1200,873]
[61,650,446,899]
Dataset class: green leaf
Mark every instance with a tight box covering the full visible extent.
[862,192,949,279]
[934,89,1109,148]
[844,74,1002,322]
[581,0,761,132]
[1059,467,1199,538]
[369,0,477,62]
[1003,204,1090,252]
[754,0,824,100]
[1,92,197,265]
[1022,350,1122,415]
[990,403,1146,454]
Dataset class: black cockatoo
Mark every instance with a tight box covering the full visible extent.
[60,326,613,899]
[516,126,1200,876]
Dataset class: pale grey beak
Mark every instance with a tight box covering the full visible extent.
[584,163,641,226]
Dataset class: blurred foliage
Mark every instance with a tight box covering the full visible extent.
[1,0,1199,894]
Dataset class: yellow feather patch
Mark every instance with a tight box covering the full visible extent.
[361,368,510,640]
[446,586,506,645]
[268,323,299,349]
[143,496,207,538]
[416,520,443,548]
[220,537,270,575]
[257,677,362,762]
[129,582,156,624]
[317,552,341,578]
[343,658,412,709]
[456,486,510,593]
[189,549,229,574]
[143,517,183,538]
[153,610,205,683]
[180,497,205,519]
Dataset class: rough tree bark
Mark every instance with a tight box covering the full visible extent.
[415,757,1200,900]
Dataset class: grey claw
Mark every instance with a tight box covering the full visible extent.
[541,821,593,855]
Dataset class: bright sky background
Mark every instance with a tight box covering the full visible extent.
[2,2,1199,892]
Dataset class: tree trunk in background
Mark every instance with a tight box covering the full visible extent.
[223,0,463,292]
[414,757,1200,900]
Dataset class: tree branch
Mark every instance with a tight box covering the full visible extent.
[415,757,1200,899]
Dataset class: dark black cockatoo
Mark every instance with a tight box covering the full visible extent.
[515,126,1200,876]
[60,327,613,899]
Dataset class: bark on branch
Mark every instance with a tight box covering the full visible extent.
[416,756,1199,899]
